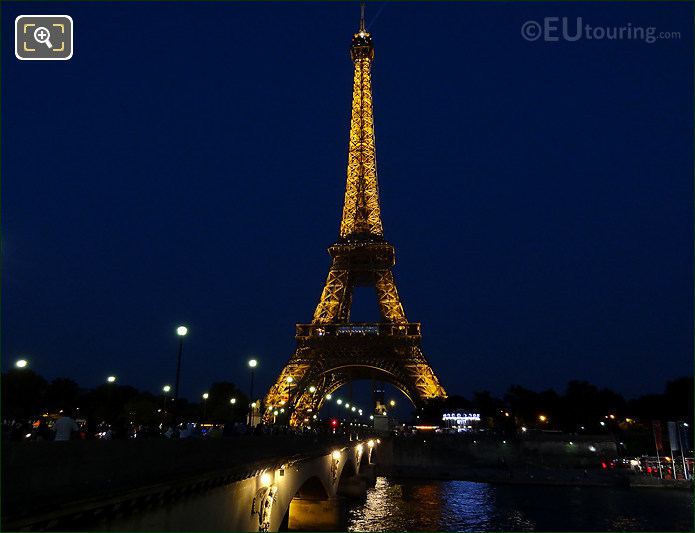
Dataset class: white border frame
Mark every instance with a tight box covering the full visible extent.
[15,15,74,61]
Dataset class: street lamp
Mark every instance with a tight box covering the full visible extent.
[248,359,258,427]
[286,376,294,423]
[105,375,117,424]
[202,392,209,419]
[15,359,28,369]
[230,397,237,405]
[309,385,316,393]
[174,325,188,402]
[162,384,172,410]
[389,399,396,407]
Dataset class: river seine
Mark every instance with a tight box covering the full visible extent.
[346,477,693,531]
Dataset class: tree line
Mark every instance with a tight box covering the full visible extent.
[439,377,693,433]
[1,369,250,427]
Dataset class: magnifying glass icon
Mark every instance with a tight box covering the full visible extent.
[33,26,53,49]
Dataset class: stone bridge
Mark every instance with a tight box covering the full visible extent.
[3,435,381,531]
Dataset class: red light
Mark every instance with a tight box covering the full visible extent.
[601,462,607,469]
[331,419,338,427]
[647,466,652,474]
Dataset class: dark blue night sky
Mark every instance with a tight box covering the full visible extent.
[3,2,693,404]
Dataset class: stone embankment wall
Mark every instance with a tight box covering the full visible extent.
[376,433,621,485]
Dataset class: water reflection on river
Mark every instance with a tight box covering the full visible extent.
[347,477,693,531]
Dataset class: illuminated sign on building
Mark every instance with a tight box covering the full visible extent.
[442,413,481,431]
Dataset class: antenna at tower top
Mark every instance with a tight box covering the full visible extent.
[359,1,366,32]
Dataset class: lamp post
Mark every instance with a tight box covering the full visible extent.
[326,393,332,418]
[286,376,294,425]
[202,392,209,419]
[248,359,258,427]
[15,359,29,369]
[174,326,188,402]
[106,375,117,423]
[162,384,171,411]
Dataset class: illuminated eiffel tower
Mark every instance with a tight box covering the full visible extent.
[263,5,447,426]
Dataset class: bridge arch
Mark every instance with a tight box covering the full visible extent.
[275,449,357,531]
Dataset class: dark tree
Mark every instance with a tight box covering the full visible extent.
[1,370,48,419]
[204,382,248,423]
[45,378,81,413]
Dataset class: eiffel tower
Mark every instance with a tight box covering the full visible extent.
[263,6,447,426]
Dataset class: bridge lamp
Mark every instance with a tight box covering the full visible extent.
[309,386,316,393]
[274,411,279,416]
[345,403,350,408]
[202,392,209,400]
[389,399,396,407]
[162,385,171,393]
[312,415,317,420]
[230,397,237,404]
[336,399,343,405]
[369,415,374,420]
[286,376,293,383]
[538,415,547,423]
[358,410,363,415]
[326,394,332,400]
[260,472,272,487]
[15,359,29,369]
[248,359,258,368]
[351,407,356,412]
[280,408,285,413]
[106,375,117,383]
[332,450,341,461]
[251,402,257,408]
[368,440,375,448]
